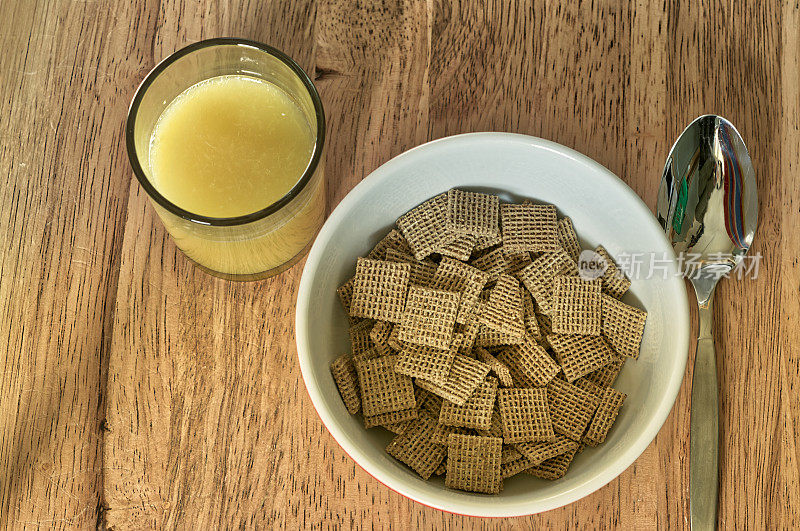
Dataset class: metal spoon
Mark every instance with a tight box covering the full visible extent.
[657,115,758,530]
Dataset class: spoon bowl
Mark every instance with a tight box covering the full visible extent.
[657,115,758,302]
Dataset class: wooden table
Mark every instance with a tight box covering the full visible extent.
[2,1,798,528]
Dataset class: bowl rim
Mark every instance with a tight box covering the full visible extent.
[296,132,690,517]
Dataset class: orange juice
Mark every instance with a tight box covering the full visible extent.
[150,75,315,218]
[146,74,324,277]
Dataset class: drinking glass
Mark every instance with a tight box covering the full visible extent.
[126,38,325,280]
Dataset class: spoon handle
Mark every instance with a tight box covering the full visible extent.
[690,300,719,530]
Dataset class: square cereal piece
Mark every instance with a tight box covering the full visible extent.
[474,323,522,348]
[383,419,415,434]
[372,340,393,356]
[337,277,359,324]
[367,229,413,260]
[370,321,394,348]
[355,355,416,417]
[572,376,606,400]
[349,320,376,355]
[501,454,534,479]
[535,308,553,346]
[433,233,477,261]
[501,444,523,464]
[515,434,579,466]
[387,323,404,351]
[595,246,632,299]
[431,423,472,445]
[364,407,418,429]
[446,189,500,237]
[475,347,514,387]
[522,290,542,341]
[351,258,411,323]
[501,245,530,259]
[383,247,431,264]
[398,285,459,349]
[495,335,560,387]
[351,350,380,369]
[474,233,502,252]
[601,294,647,359]
[330,354,361,415]
[439,376,498,430]
[585,354,626,387]
[547,378,601,440]
[551,276,602,335]
[469,248,510,282]
[457,320,481,345]
[451,322,480,355]
[372,340,392,357]
[445,434,503,494]
[396,193,457,260]
[557,217,581,262]
[412,263,439,288]
[454,335,476,355]
[415,355,490,406]
[518,249,579,314]
[386,417,446,479]
[524,444,580,480]
[548,334,616,382]
[584,387,627,446]
[500,203,559,253]
[459,346,478,358]
[504,251,533,275]
[498,388,555,444]
[385,249,439,288]
[434,461,447,476]
[432,257,490,324]
[416,388,445,419]
[478,274,525,339]
[475,410,503,438]
[494,350,532,389]
[395,344,457,385]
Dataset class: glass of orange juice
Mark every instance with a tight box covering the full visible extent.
[126,38,325,280]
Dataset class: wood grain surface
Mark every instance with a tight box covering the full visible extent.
[1,0,798,528]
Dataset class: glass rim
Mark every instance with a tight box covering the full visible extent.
[125,37,326,227]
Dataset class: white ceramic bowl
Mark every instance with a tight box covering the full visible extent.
[296,133,689,517]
